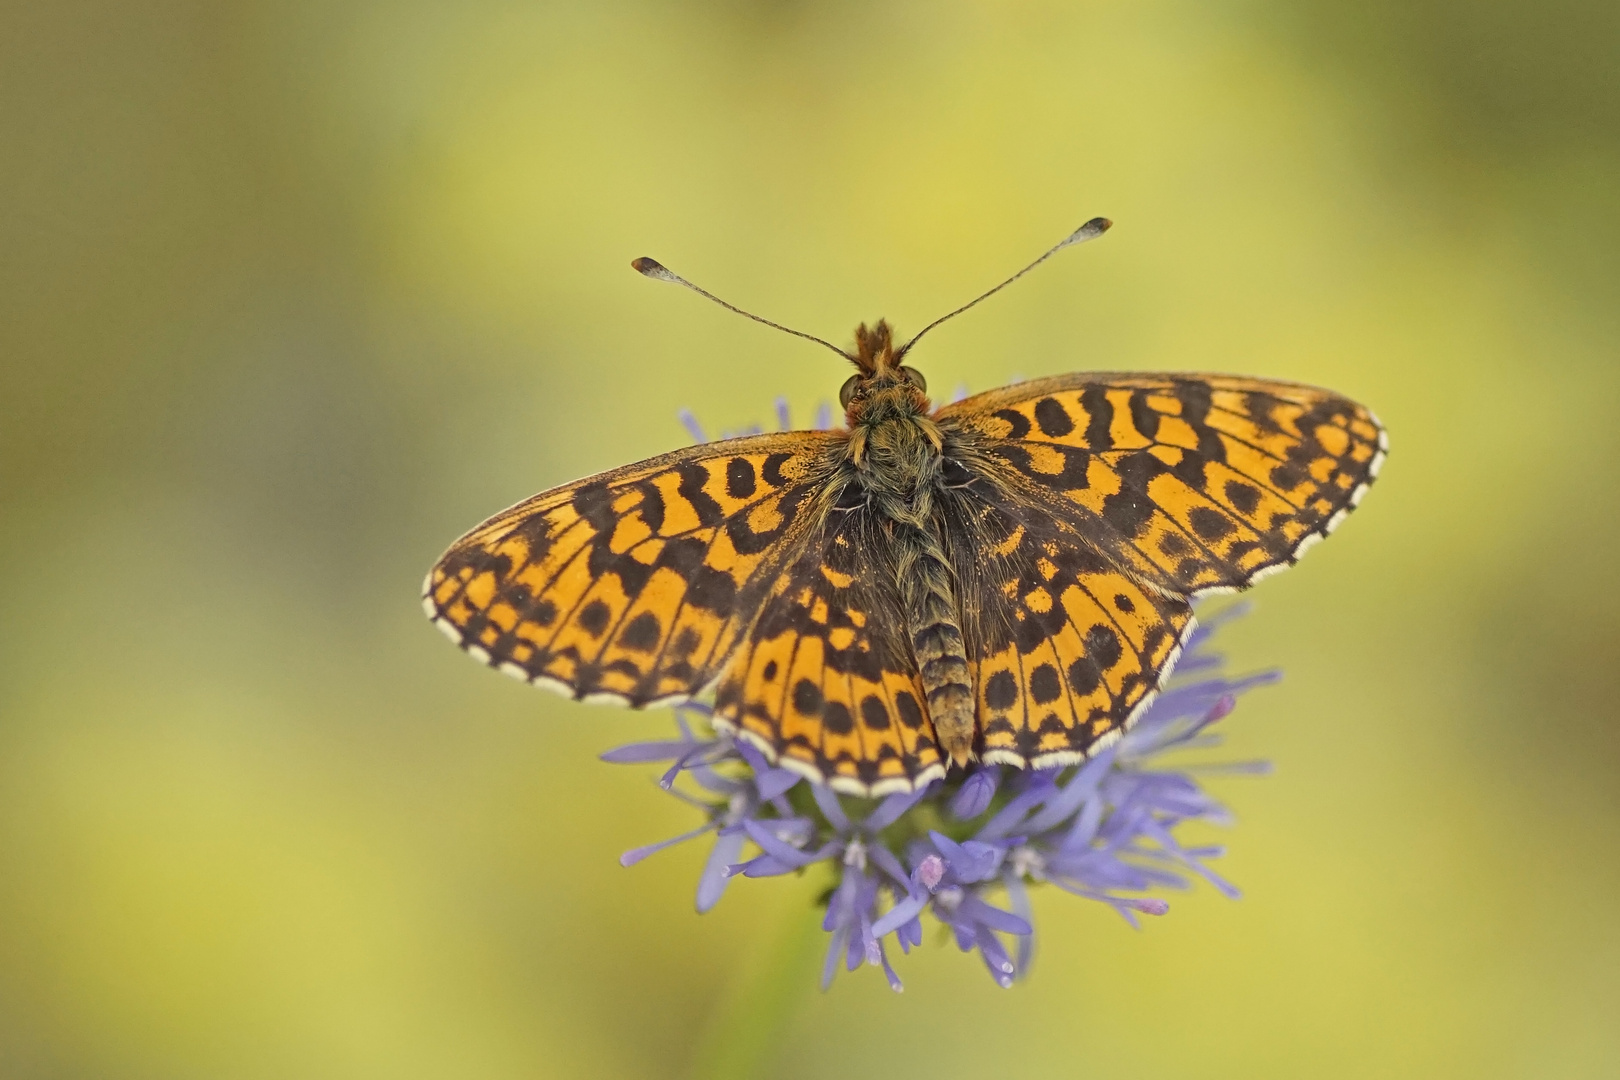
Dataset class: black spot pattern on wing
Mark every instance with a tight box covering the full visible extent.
[425,432,841,704]
[429,366,1383,796]
[713,505,942,794]
[937,478,1194,767]
[940,373,1385,595]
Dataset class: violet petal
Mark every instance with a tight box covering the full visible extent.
[696,829,746,912]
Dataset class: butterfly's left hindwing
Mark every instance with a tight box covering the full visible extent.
[424,432,841,705]
[713,508,945,795]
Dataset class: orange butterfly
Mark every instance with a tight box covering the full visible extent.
[424,220,1386,795]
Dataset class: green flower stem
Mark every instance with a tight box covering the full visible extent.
[685,882,828,1080]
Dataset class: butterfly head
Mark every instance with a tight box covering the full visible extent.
[840,319,930,422]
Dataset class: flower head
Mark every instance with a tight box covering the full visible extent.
[607,597,1278,991]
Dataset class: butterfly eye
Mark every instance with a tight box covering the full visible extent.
[898,366,927,391]
[839,374,861,408]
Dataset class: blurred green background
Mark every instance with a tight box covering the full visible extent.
[3,0,1618,1076]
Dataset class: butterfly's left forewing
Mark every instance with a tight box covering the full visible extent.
[425,431,841,704]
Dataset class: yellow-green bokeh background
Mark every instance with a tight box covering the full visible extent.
[4,1,1619,1076]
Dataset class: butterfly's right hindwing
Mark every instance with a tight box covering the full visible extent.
[424,432,842,705]
[938,481,1196,768]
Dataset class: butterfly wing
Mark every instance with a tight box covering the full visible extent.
[424,432,842,705]
[934,477,1195,768]
[427,374,1384,785]
[712,507,945,796]
[930,372,1384,767]
[937,373,1387,595]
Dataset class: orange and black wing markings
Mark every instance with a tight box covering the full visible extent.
[424,432,842,705]
[427,367,1384,793]
[940,373,1387,595]
[713,507,944,796]
[940,481,1195,769]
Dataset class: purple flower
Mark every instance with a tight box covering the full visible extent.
[608,600,1278,990]
[602,402,1282,990]
[603,706,805,912]
[679,397,835,443]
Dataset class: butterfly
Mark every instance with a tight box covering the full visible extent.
[424,219,1386,796]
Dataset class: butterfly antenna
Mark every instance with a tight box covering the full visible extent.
[632,257,856,364]
[894,217,1112,363]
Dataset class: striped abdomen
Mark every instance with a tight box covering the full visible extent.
[895,526,975,767]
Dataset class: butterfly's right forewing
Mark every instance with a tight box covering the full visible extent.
[940,373,1386,596]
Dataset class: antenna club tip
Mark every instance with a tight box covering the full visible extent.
[1059,217,1113,247]
[631,256,673,280]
